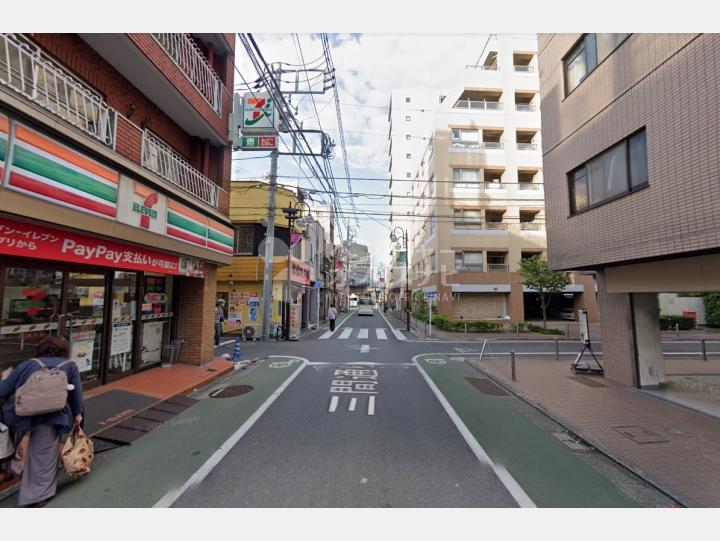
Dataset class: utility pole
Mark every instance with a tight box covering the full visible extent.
[260,150,278,341]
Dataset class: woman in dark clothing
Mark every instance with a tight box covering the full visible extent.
[0,336,84,507]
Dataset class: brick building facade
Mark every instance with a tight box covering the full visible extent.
[0,33,235,386]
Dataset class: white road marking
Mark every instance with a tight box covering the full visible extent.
[413,354,536,508]
[378,311,407,341]
[360,344,370,353]
[376,329,388,340]
[328,395,339,412]
[367,395,375,416]
[153,355,308,508]
[319,330,334,339]
[358,328,369,339]
[348,397,357,412]
[339,328,353,340]
[318,314,352,340]
[307,361,414,367]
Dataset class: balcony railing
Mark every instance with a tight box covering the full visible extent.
[151,33,222,114]
[520,222,545,231]
[464,64,500,71]
[515,103,537,112]
[514,65,535,73]
[484,181,505,190]
[453,99,503,111]
[0,33,116,147]
[449,141,503,152]
[488,263,509,271]
[518,182,542,191]
[485,222,508,230]
[455,264,484,273]
[141,131,219,208]
[517,142,538,150]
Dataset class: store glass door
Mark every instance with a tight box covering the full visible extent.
[108,271,138,379]
[64,272,106,383]
[0,267,63,372]
[140,273,173,368]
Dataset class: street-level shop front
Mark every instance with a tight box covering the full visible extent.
[0,109,233,387]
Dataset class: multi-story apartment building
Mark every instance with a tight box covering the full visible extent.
[0,33,235,387]
[390,34,597,323]
[538,33,720,388]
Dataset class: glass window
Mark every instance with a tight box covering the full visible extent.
[455,251,483,272]
[234,225,254,255]
[453,168,479,182]
[141,274,173,368]
[628,130,648,188]
[454,209,482,229]
[569,167,589,213]
[109,271,137,375]
[565,42,588,93]
[65,272,106,382]
[0,267,63,371]
[588,141,628,205]
[597,33,630,62]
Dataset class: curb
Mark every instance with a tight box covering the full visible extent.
[464,358,694,508]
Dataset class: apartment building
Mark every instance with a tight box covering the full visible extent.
[539,33,720,389]
[390,34,596,323]
[0,33,235,387]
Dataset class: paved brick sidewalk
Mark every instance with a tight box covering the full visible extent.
[468,355,720,507]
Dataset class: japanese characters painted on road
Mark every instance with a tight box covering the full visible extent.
[578,309,591,345]
[328,365,378,416]
[0,216,205,277]
[241,92,278,135]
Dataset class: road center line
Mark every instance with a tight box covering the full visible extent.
[367,395,375,416]
[329,395,339,412]
[153,356,308,508]
[412,354,536,508]
[348,397,357,412]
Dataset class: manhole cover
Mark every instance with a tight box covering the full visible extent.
[568,375,606,388]
[209,385,254,398]
[465,377,510,396]
[612,425,669,444]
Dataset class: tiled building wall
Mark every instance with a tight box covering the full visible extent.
[539,33,720,270]
[176,265,218,365]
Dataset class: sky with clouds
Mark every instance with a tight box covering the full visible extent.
[233,33,490,273]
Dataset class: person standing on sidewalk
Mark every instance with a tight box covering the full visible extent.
[328,304,337,332]
[214,299,226,346]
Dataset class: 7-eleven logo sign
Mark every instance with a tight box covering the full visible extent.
[242,92,276,133]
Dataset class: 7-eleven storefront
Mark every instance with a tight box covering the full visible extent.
[0,111,233,388]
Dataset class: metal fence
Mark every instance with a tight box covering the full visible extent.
[141,131,219,208]
[151,33,222,114]
[0,33,116,147]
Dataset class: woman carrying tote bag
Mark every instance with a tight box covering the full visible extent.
[0,336,84,507]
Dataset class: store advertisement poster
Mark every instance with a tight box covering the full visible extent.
[70,330,96,373]
[111,321,133,356]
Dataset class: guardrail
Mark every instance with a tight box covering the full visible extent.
[141,130,220,208]
[453,99,503,111]
[0,33,116,147]
[151,33,222,114]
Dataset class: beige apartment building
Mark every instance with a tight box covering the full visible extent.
[389,34,598,323]
[539,33,720,389]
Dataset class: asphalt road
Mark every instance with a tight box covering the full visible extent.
[170,310,669,508]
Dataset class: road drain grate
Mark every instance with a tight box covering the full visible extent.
[465,377,510,396]
[209,385,254,398]
[612,425,669,444]
[568,375,607,388]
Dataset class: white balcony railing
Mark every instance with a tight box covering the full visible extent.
[141,131,219,208]
[0,33,116,147]
[485,222,508,230]
[515,104,537,112]
[514,65,535,73]
[455,264,484,273]
[488,263,509,271]
[151,33,222,114]
[449,141,504,152]
[520,222,545,231]
[517,142,538,150]
[518,182,542,191]
[453,99,503,111]
[464,64,500,71]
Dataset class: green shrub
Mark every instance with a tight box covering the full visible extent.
[432,317,502,332]
[659,315,695,331]
[705,293,720,328]
[510,322,527,332]
[526,323,565,335]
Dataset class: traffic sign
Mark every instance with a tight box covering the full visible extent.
[424,292,435,300]
[240,135,278,150]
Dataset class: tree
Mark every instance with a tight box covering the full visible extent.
[518,256,570,329]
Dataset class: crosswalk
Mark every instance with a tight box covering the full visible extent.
[319,327,391,340]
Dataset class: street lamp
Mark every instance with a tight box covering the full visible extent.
[282,201,313,340]
[390,226,410,332]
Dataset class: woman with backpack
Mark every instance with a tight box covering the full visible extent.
[0,336,84,507]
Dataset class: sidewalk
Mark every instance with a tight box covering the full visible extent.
[467,354,720,507]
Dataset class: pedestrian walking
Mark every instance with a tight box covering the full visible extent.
[0,336,84,507]
[215,299,226,346]
[328,304,337,332]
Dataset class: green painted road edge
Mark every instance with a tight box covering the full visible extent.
[414,353,639,508]
[48,356,307,508]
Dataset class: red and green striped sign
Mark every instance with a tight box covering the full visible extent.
[0,114,8,180]
[7,122,119,218]
[167,200,233,255]
[207,219,233,255]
